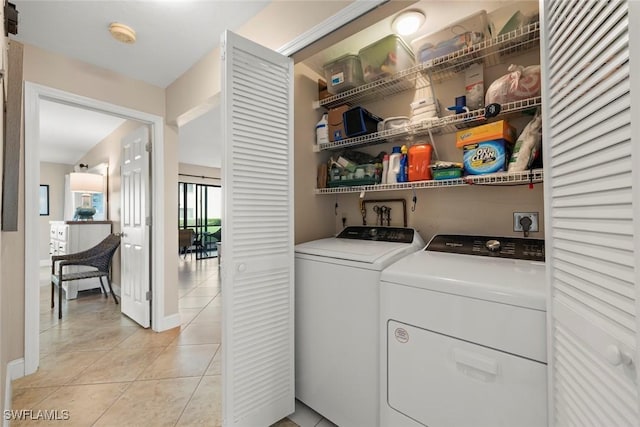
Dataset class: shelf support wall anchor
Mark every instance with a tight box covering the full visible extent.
[360,191,367,225]
[529,168,534,189]
[428,127,439,161]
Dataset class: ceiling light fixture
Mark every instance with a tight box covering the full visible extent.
[392,10,426,36]
[109,22,136,44]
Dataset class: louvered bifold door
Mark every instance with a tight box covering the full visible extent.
[542,0,640,425]
[220,31,294,427]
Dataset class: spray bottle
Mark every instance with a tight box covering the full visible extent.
[387,147,402,184]
[398,145,409,182]
[381,154,389,184]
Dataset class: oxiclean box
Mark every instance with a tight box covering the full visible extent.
[462,139,512,175]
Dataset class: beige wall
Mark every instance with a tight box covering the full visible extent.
[163,126,179,315]
[332,186,544,242]
[39,162,73,260]
[24,44,164,117]
[0,6,5,408]
[166,0,355,125]
[0,148,23,389]
[0,73,24,374]
[294,63,336,244]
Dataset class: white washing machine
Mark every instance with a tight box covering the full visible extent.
[380,234,547,427]
[295,226,425,427]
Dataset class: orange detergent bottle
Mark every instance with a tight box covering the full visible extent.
[408,143,433,181]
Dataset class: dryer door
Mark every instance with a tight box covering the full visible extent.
[386,320,547,427]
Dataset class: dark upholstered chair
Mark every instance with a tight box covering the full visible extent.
[178,228,195,258]
[51,234,121,319]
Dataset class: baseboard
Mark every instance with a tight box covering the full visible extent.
[39,259,51,267]
[154,313,180,332]
[4,358,25,427]
[288,399,324,427]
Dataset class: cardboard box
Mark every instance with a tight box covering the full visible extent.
[456,120,516,148]
[462,139,512,175]
[328,104,350,142]
[318,79,330,102]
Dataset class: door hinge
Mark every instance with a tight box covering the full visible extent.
[146,216,152,226]
[145,291,151,301]
[145,142,152,153]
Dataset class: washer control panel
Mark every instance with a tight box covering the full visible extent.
[427,234,545,261]
[337,226,416,243]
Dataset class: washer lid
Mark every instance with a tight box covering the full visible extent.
[295,237,420,265]
[381,250,546,310]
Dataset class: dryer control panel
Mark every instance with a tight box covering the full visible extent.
[337,226,416,243]
[426,234,545,262]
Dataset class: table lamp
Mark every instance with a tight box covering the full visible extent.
[69,166,103,220]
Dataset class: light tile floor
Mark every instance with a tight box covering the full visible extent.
[11,257,299,427]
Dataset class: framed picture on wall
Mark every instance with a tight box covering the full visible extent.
[39,185,49,216]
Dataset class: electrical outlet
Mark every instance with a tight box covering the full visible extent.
[513,212,539,232]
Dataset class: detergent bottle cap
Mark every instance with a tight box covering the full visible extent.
[383,154,390,160]
[401,145,408,154]
[391,146,401,154]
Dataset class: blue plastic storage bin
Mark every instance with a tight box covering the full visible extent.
[343,107,383,138]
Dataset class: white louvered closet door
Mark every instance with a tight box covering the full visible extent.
[542,0,640,425]
[220,31,294,427]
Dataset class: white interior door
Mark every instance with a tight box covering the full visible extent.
[120,125,151,328]
[542,0,639,425]
[220,30,294,427]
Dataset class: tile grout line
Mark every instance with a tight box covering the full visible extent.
[23,260,222,425]
[172,374,207,426]
[89,380,136,427]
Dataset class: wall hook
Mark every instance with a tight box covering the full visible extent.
[529,168,535,189]
[411,187,417,212]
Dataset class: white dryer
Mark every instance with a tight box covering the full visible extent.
[295,226,425,427]
[380,234,547,427]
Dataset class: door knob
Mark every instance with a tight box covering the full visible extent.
[605,344,633,366]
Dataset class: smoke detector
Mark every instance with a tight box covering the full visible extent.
[109,22,136,44]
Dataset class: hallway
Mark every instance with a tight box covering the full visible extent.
[11,258,296,426]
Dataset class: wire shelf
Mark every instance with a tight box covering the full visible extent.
[315,169,544,194]
[314,70,433,111]
[314,96,541,152]
[425,21,541,82]
[315,22,540,109]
